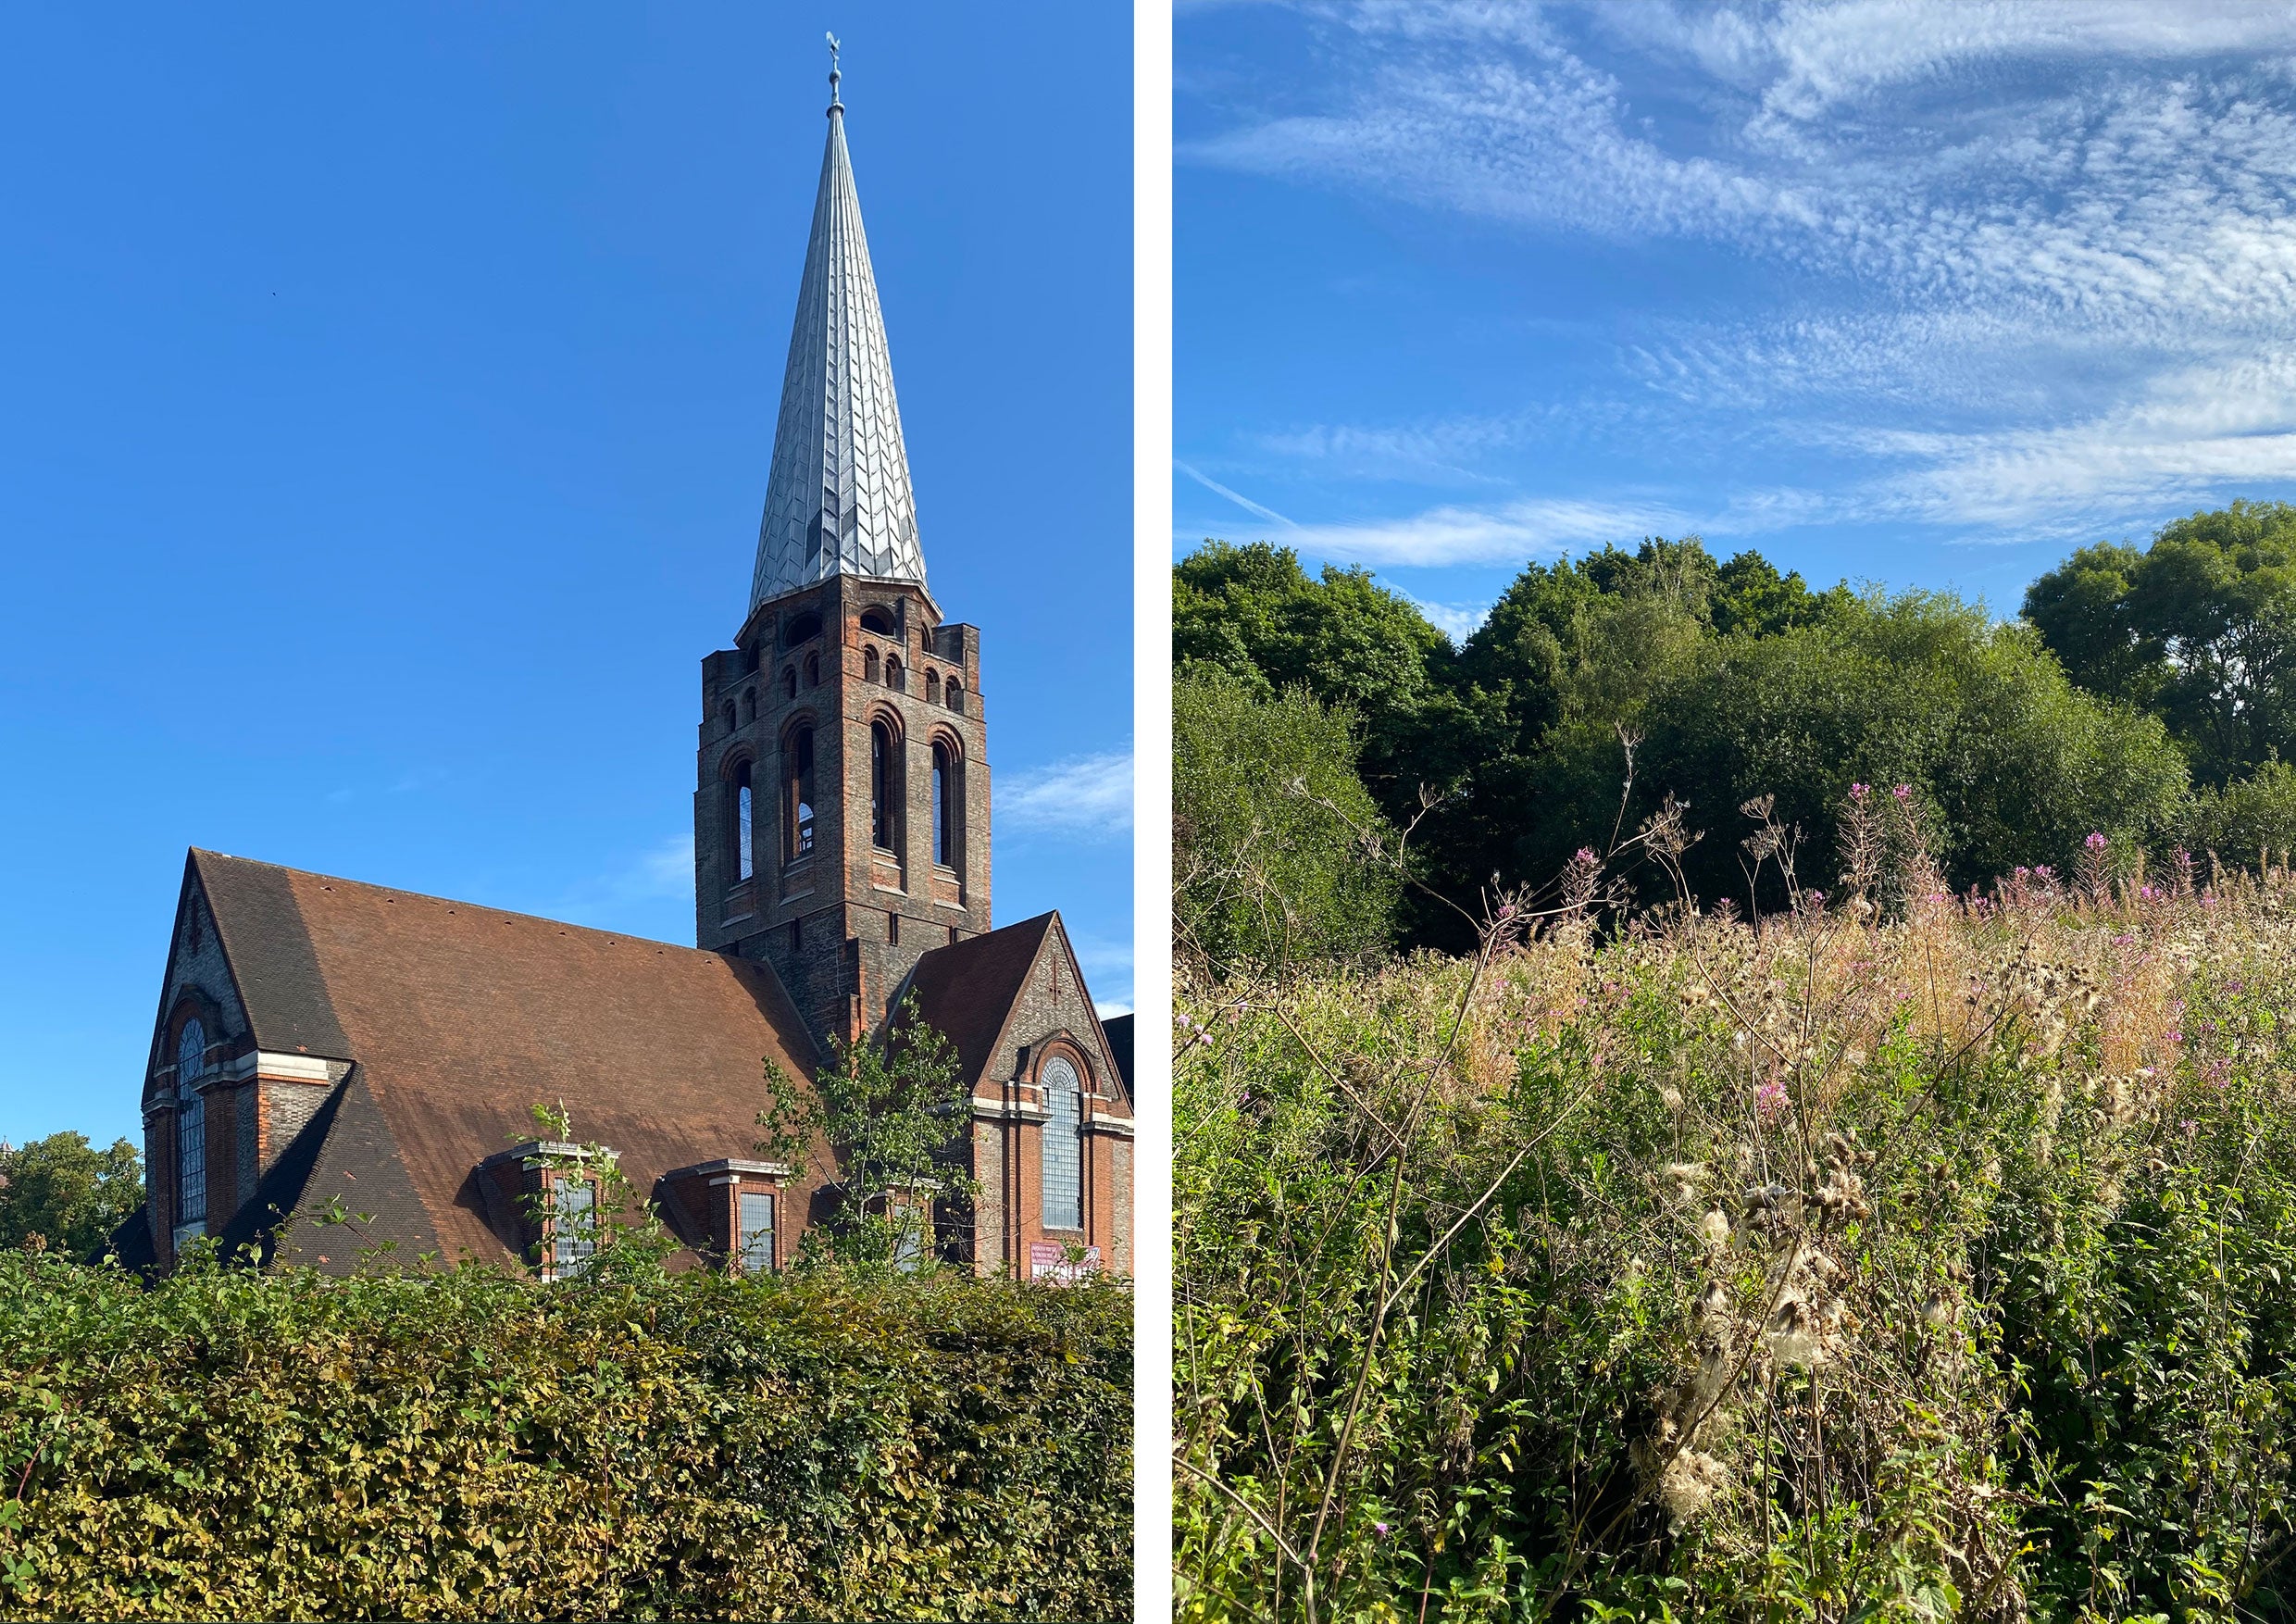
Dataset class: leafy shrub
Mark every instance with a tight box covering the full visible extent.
[0,1259,1130,1620]
[2182,756,2296,871]
[1176,799,2296,1621]
[1175,667,1401,975]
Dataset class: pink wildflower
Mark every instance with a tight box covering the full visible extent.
[1755,1077,1789,1121]
[2085,831,2108,852]
[1892,784,1912,803]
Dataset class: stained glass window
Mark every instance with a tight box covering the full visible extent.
[1041,1057,1082,1230]
[176,1020,206,1227]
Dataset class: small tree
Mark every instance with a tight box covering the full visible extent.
[513,1101,678,1281]
[756,995,980,1270]
[0,1133,143,1259]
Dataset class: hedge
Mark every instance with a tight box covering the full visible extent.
[0,1253,1130,1620]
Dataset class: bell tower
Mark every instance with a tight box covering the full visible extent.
[695,52,992,1053]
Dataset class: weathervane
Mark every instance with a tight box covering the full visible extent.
[827,32,842,112]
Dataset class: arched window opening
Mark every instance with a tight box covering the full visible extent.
[784,611,822,647]
[926,670,942,704]
[870,721,900,851]
[734,762,755,882]
[931,743,958,868]
[946,679,966,715]
[864,646,880,683]
[885,656,905,693]
[782,667,797,702]
[742,689,757,724]
[1041,1056,1083,1230]
[859,606,895,635]
[805,653,820,688]
[784,727,816,862]
[176,1018,207,1227]
[720,702,737,735]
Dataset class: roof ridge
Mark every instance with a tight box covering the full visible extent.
[191,849,731,961]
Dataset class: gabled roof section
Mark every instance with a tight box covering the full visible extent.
[750,69,925,611]
[899,913,1057,1088]
[184,851,826,1265]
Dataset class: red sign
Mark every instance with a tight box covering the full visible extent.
[1030,1241,1101,1283]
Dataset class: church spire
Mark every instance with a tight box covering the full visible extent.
[749,43,927,611]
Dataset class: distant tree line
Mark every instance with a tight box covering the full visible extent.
[1176,499,2296,968]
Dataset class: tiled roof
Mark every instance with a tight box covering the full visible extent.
[190,851,827,1269]
[898,913,1057,1088]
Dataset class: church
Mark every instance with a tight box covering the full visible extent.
[111,64,1134,1283]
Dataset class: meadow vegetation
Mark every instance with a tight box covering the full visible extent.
[1177,805,2296,1619]
[1176,504,2296,1620]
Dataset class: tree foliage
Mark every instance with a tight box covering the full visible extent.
[2026,499,2296,786]
[755,998,981,1271]
[1173,667,1400,976]
[1176,533,2193,946]
[0,1132,142,1261]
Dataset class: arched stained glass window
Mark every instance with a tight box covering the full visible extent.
[176,1019,207,1227]
[734,762,755,882]
[1041,1056,1082,1230]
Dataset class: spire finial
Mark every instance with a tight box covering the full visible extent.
[826,32,842,116]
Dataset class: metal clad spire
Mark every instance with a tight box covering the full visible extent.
[750,44,926,611]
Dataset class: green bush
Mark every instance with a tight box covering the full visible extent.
[2182,756,2296,869]
[0,1258,1130,1620]
[1174,666,1400,975]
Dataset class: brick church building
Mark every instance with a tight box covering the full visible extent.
[111,65,1134,1282]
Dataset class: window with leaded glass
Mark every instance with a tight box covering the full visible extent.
[1041,1056,1082,1230]
[550,1175,596,1278]
[738,1190,776,1275]
[176,1019,207,1226]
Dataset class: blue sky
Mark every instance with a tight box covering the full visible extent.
[1177,2,2296,640]
[0,6,1131,1147]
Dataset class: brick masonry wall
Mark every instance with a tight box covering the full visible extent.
[696,579,995,1053]
[964,919,1136,1280]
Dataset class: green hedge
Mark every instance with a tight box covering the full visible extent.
[0,1255,1130,1620]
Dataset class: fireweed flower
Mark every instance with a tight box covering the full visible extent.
[2086,831,2108,852]
[1892,784,1912,802]
[1850,782,1869,801]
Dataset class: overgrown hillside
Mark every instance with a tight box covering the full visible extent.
[1175,806,2296,1619]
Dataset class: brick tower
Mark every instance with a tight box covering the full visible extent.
[694,56,992,1053]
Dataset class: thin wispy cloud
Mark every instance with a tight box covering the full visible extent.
[555,833,694,925]
[1181,2,2296,548]
[1285,496,1687,568]
[1178,459,1298,526]
[999,749,1136,840]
